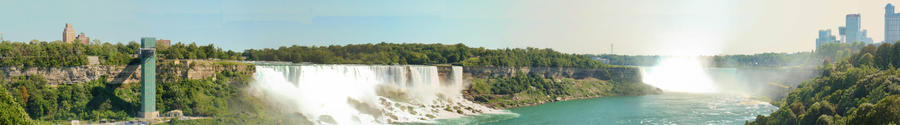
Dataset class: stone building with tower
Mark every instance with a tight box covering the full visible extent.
[62,23,89,44]
[63,23,75,43]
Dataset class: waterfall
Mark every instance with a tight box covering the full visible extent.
[251,64,498,124]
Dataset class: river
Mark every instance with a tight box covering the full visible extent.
[433,93,776,125]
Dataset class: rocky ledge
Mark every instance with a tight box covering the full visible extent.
[0,60,254,85]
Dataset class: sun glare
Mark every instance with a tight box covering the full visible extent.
[641,56,717,93]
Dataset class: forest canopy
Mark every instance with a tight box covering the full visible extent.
[0,40,241,67]
[242,42,607,68]
[749,42,900,125]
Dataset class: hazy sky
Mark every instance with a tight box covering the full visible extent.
[0,0,897,55]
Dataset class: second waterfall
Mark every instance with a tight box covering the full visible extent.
[250,64,499,124]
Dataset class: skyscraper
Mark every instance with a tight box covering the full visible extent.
[841,14,874,44]
[846,14,861,43]
[816,29,837,48]
[62,23,75,43]
[887,3,900,43]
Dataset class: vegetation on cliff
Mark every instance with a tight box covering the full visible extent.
[465,72,660,108]
[749,42,900,125]
[242,42,605,68]
[0,61,265,124]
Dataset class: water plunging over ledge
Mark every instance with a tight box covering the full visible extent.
[250,64,504,124]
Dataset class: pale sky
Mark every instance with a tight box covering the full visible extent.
[0,0,897,55]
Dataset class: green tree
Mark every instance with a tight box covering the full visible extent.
[0,86,34,125]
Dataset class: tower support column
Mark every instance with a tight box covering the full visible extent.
[139,37,158,119]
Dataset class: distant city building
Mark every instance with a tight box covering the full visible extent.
[887,3,900,43]
[62,23,76,43]
[62,23,89,44]
[76,32,89,44]
[816,29,838,48]
[838,26,846,42]
[845,14,861,43]
[840,14,874,44]
[156,39,171,48]
[862,29,874,43]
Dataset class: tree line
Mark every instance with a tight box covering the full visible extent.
[242,42,606,68]
[2,40,608,68]
[0,40,242,67]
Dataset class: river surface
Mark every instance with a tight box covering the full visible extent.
[433,93,777,125]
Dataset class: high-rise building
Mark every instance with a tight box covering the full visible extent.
[841,14,874,44]
[862,30,874,43]
[839,26,846,42]
[846,14,861,43]
[62,23,75,43]
[62,23,89,44]
[816,29,838,48]
[887,3,900,43]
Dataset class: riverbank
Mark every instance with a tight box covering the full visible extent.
[464,76,661,109]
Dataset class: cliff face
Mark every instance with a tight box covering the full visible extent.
[0,66,138,85]
[156,60,255,83]
[0,60,255,85]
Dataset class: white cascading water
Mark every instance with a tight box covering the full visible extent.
[250,64,498,124]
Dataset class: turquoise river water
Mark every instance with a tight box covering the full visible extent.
[433,93,777,125]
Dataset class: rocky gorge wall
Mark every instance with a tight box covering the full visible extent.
[0,60,255,85]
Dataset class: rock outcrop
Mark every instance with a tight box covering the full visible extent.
[0,65,140,85]
[157,60,255,83]
[0,60,254,85]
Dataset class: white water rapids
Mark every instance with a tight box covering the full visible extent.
[250,64,498,124]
